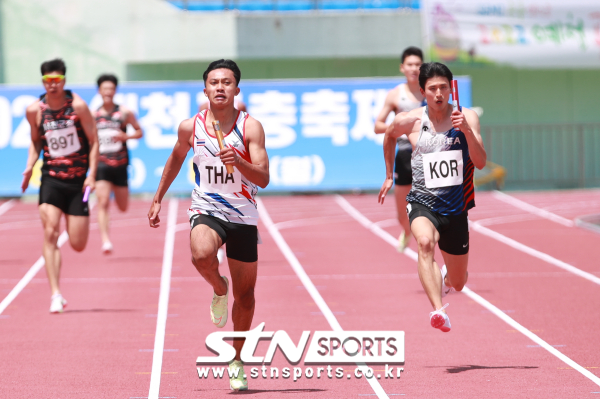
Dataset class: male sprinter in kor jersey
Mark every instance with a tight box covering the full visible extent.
[374,46,425,252]
[95,74,143,254]
[148,59,269,391]
[379,62,486,332]
[21,58,99,313]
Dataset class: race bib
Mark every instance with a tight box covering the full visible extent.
[46,125,81,158]
[422,150,463,189]
[198,157,242,194]
[98,128,123,154]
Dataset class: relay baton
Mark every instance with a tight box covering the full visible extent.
[82,186,91,203]
[451,80,460,112]
[212,120,235,174]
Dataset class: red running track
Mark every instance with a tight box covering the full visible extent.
[0,190,599,398]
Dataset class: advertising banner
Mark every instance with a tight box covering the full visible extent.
[422,0,600,68]
[0,77,471,196]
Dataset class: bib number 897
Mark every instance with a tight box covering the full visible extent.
[49,133,75,150]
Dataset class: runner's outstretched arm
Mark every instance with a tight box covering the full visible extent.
[378,111,421,204]
[148,118,193,228]
[374,89,398,134]
[21,103,43,193]
[122,106,143,140]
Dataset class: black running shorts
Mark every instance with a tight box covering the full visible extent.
[190,214,258,263]
[394,149,412,186]
[407,202,469,255]
[39,176,89,216]
[97,163,128,187]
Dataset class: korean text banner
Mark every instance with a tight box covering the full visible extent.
[0,77,471,196]
[422,0,600,68]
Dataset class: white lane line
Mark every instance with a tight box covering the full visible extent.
[0,231,69,315]
[464,287,600,386]
[334,196,418,262]
[274,215,352,231]
[474,213,538,227]
[0,201,99,315]
[470,221,600,286]
[257,197,390,399]
[492,191,574,227]
[0,199,16,217]
[148,198,179,399]
[335,195,600,388]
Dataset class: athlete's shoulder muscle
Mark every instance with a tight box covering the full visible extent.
[178,117,195,149]
[462,107,480,132]
[243,115,265,146]
[72,94,91,114]
[26,100,40,120]
[25,101,41,139]
[386,86,401,107]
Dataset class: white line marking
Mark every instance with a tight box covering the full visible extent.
[0,231,69,315]
[373,219,399,228]
[257,197,390,399]
[474,213,539,227]
[470,221,600,286]
[0,199,16,217]
[174,222,188,232]
[492,191,574,227]
[273,215,351,230]
[0,201,98,315]
[464,287,600,386]
[334,196,418,262]
[148,198,178,399]
[335,195,600,388]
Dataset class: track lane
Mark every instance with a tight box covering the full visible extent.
[338,193,600,396]
[0,199,168,398]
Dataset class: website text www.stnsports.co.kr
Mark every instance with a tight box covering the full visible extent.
[195,323,405,381]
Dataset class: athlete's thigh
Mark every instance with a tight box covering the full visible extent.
[39,203,63,233]
[228,258,258,298]
[95,180,112,205]
[65,214,90,249]
[190,224,222,260]
[112,186,129,212]
[410,215,440,245]
[440,250,468,282]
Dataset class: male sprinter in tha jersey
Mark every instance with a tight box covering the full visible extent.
[378,62,486,332]
[374,46,424,252]
[95,74,143,254]
[21,58,99,313]
[148,59,269,391]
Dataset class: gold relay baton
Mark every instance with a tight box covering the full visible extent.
[212,120,235,175]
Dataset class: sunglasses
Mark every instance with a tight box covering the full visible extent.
[42,75,65,84]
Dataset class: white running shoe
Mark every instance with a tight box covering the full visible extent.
[102,241,113,254]
[210,276,229,328]
[430,303,451,332]
[228,360,248,391]
[396,231,411,253]
[49,293,67,313]
[440,265,455,298]
[217,248,225,264]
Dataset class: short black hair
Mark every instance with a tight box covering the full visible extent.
[418,62,453,90]
[203,59,241,86]
[97,74,118,88]
[41,58,66,75]
[401,47,423,64]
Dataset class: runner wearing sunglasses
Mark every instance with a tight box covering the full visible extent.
[21,58,99,313]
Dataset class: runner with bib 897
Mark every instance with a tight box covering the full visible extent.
[378,62,487,333]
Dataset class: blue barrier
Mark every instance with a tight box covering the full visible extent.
[167,0,420,12]
[0,77,471,196]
